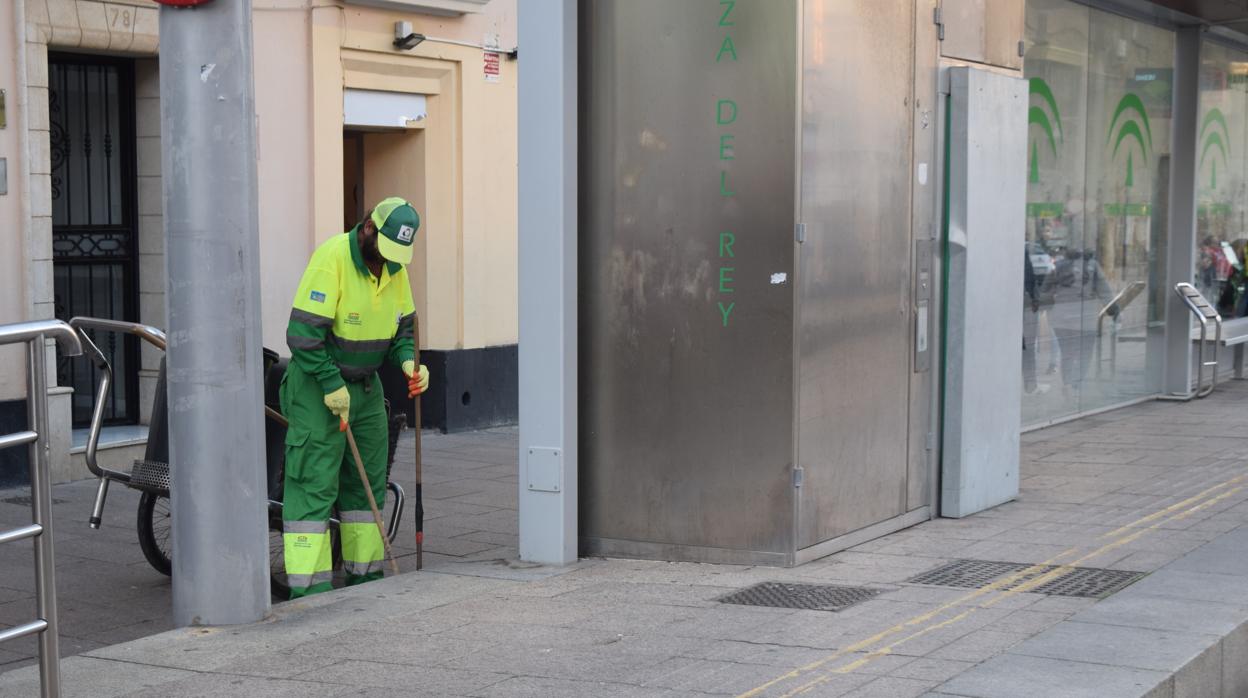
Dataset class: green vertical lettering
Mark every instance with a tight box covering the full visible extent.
[719,134,735,161]
[716,35,738,63]
[716,99,738,125]
[719,0,736,27]
[718,302,735,327]
[719,232,735,258]
[719,267,735,293]
[719,171,734,197]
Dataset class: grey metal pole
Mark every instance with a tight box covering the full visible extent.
[28,336,60,697]
[160,0,270,625]
[517,0,578,565]
[1165,28,1201,396]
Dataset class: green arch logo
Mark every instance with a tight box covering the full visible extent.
[1028,78,1064,183]
[1199,108,1230,189]
[1107,93,1152,188]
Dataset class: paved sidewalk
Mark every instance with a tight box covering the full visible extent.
[2,384,1248,696]
[0,427,520,674]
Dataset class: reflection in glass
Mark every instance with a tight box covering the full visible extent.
[1197,42,1248,319]
[1022,1,1172,426]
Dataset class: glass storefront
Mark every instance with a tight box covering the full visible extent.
[1022,0,1173,426]
[1197,42,1248,319]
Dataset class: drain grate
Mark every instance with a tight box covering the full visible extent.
[1028,566,1144,598]
[907,559,1145,599]
[718,582,881,612]
[2,495,68,506]
[908,559,1033,589]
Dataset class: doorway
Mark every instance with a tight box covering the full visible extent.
[49,53,140,427]
[342,129,426,234]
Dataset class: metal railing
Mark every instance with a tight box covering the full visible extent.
[1095,281,1147,377]
[69,317,406,544]
[0,319,83,698]
[69,318,167,528]
[1175,282,1222,398]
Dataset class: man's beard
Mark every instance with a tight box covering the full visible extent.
[363,242,383,264]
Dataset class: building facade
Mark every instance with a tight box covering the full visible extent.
[516,0,1248,565]
[0,0,519,486]
[2,0,1247,563]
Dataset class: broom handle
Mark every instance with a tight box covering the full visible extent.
[344,423,401,576]
[414,315,423,570]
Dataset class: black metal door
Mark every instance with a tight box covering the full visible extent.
[50,54,140,427]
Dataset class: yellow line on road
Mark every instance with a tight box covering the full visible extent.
[737,473,1247,698]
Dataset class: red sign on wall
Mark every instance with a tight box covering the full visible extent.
[483,50,500,83]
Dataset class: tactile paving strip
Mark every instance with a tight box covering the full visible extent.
[718,582,882,612]
[907,559,1145,599]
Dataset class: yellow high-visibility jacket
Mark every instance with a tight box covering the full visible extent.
[286,225,415,392]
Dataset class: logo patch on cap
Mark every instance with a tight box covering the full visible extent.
[397,225,414,243]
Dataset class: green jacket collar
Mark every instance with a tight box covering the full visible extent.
[347,225,401,277]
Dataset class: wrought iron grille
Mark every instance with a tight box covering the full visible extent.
[50,54,140,427]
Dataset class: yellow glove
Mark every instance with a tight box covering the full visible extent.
[323,386,350,426]
[402,360,430,397]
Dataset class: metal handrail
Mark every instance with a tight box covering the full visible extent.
[0,319,83,353]
[68,317,166,351]
[1095,281,1147,377]
[68,318,166,528]
[0,318,82,698]
[1175,282,1222,398]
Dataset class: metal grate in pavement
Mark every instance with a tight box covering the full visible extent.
[907,559,1144,599]
[718,582,881,612]
[908,559,1033,589]
[2,495,67,506]
[1027,566,1144,598]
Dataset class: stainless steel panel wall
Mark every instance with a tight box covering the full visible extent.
[940,0,1025,70]
[910,0,942,514]
[797,0,916,549]
[579,0,797,560]
[942,67,1027,517]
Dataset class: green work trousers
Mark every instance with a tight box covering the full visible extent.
[280,363,389,599]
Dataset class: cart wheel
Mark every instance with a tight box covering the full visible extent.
[137,492,172,577]
[268,516,342,600]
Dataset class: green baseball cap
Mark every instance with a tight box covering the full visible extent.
[370,197,420,265]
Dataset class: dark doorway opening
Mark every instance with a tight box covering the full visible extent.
[49,53,140,427]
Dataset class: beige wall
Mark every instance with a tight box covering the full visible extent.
[253,4,317,361]
[263,0,518,353]
[0,2,30,401]
[135,57,162,423]
[3,0,519,401]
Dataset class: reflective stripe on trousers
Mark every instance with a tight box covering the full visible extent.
[340,510,385,579]
[283,520,333,597]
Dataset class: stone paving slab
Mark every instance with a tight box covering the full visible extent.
[0,427,522,674]
[934,654,1170,698]
[933,524,1248,697]
[5,385,1248,695]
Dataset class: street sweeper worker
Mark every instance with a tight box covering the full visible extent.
[281,197,429,598]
